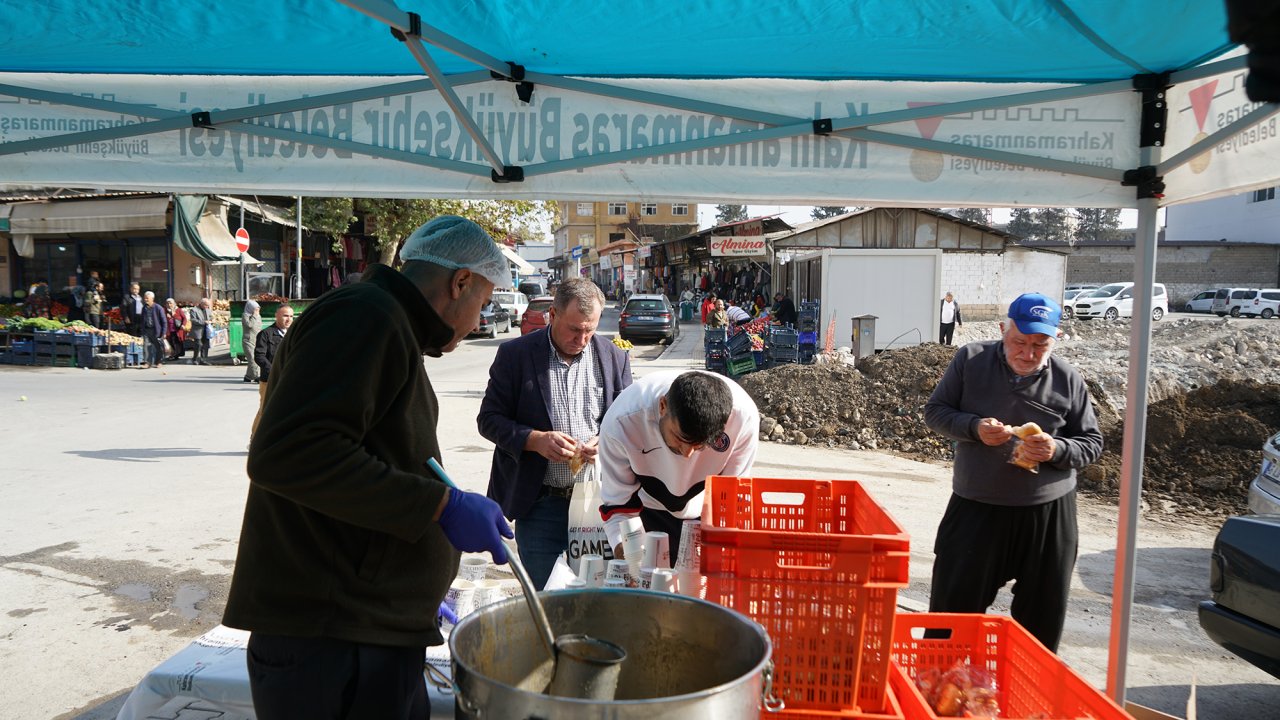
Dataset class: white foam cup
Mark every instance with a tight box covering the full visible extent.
[579,553,606,587]
[458,555,489,582]
[675,520,702,571]
[472,578,503,609]
[640,567,654,589]
[620,517,646,576]
[650,568,677,593]
[445,579,476,618]
[677,570,703,598]
[642,531,671,569]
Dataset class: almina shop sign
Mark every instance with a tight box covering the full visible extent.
[709,235,767,257]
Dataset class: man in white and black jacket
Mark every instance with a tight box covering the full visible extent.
[923,292,1102,653]
[939,291,962,345]
[598,370,759,561]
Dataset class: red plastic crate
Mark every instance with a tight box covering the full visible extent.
[766,673,908,719]
[891,614,1131,720]
[701,476,911,715]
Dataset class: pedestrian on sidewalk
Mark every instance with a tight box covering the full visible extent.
[922,292,1102,652]
[250,305,293,438]
[187,298,212,365]
[139,291,167,369]
[164,298,187,362]
[241,300,262,382]
[224,215,514,720]
[939,291,963,345]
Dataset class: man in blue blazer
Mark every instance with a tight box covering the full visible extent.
[479,278,632,588]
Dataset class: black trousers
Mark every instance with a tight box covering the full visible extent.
[939,321,956,345]
[928,491,1078,653]
[247,633,429,720]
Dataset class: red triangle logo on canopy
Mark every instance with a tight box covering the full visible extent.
[907,102,946,140]
[1188,81,1218,132]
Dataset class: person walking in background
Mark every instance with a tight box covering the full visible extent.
[83,282,105,329]
[922,293,1103,652]
[139,291,168,369]
[121,282,143,336]
[241,300,262,383]
[165,299,188,362]
[478,278,633,589]
[251,306,294,438]
[187,298,212,365]
[939,291,963,345]
[223,215,513,719]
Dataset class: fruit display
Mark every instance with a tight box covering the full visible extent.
[212,299,231,311]
[254,293,289,302]
[612,337,633,351]
[0,304,21,319]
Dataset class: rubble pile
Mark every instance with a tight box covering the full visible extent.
[741,317,1280,518]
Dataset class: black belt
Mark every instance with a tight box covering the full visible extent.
[541,484,574,499]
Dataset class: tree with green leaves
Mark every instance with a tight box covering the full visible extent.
[354,198,553,265]
[715,204,748,224]
[1073,208,1122,243]
[1036,208,1071,242]
[810,206,848,220]
[951,208,992,225]
[292,198,357,253]
[1006,208,1039,240]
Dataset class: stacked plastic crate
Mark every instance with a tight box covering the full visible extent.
[797,301,820,363]
[767,326,799,365]
[724,326,757,377]
[703,326,728,374]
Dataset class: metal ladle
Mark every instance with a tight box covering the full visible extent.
[502,538,626,699]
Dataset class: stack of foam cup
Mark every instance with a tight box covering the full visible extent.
[619,516,647,579]
[445,579,476,619]
[605,559,633,587]
[640,530,671,591]
[578,553,606,588]
[675,519,703,598]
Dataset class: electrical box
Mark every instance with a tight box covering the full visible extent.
[189,263,202,285]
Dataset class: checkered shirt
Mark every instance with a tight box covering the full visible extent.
[543,337,605,488]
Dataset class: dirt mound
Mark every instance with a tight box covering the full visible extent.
[741,335,1280,519]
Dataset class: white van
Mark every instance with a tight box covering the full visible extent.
[1248,289,1280,319]
[1211,287,1260,317]
[1072,282,1168,320]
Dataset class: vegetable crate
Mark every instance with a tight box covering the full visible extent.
[766,665,921,720]
[726,354,757,377]
[770,327,799,347]
[701,476,910,715]
[891,614,1130,720]
[726,329,754,356]
[704,327,728,345]
[770,345,800,363]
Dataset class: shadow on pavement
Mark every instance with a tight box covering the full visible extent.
[1126,682,1279,718]
[66,447,247,463]
[1076,546,1212,610]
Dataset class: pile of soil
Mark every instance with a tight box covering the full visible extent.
[740,318,1280,519]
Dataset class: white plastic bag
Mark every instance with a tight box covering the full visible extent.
[566,468,613,575]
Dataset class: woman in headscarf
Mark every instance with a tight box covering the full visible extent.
[241,300,262,383]
[165,298,188,362]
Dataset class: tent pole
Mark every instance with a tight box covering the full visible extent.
[1106,144,1162,706]
[295,197,303,299]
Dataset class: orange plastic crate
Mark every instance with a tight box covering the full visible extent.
[766,671,908,719]
[701,476,911,715]
[891,614,1131,720]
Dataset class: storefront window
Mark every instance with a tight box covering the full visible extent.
[128,242,171,297]
[18,242,78,305]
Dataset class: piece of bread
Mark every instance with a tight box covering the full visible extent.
[1012,422,1042,438]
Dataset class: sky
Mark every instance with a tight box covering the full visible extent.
[695,205,1145,230]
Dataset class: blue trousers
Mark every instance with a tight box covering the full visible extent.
[514,492,570,590]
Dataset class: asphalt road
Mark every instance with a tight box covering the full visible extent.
[1,305,1276,719]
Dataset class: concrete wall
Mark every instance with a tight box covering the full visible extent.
[1066,243,1280,305]
[942,248,1066,320]
[1166,190,1280,244]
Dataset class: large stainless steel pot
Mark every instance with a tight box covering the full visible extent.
[449,588,774,719]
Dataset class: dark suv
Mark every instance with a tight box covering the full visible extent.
[619,294,679,343]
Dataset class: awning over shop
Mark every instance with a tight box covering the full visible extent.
[498,244,535,274]
[7,196,169,236]
[172,196,261,264]
[216,196,303,229]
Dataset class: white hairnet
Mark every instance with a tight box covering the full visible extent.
[399,215,510,289]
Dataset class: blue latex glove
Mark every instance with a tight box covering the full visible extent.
[438,489,513,564]
[438,601,459,626]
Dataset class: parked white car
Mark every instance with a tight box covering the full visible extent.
[1211,287,1259,317]
[1072,282,1168,321]
[1061,288,1092,319]
[1242,289,1280,319]
[491,290,530,326]
[1183,289,1218,313]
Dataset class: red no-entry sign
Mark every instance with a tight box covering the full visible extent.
[235,227,250,254]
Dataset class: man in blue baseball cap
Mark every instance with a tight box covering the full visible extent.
[922,292,1103,653]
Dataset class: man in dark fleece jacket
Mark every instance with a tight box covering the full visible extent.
[223,216,515,719]
[923,292,1102,653]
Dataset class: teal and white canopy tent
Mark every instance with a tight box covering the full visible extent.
[2,0,1277,703]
